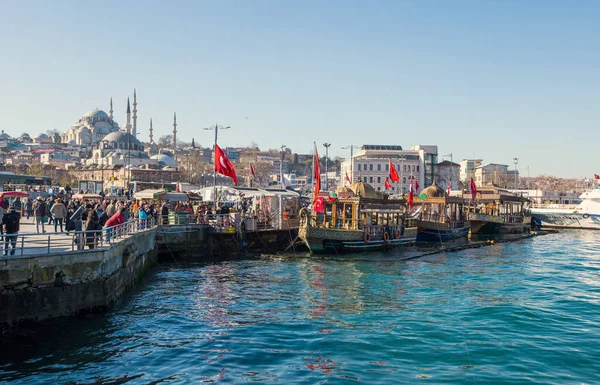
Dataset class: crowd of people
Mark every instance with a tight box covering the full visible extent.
[0,191,262,255]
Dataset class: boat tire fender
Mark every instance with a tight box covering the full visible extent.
[583,213,589,219]
[383,232,390,242]
[393,229,401,239]
[364,232,371,243]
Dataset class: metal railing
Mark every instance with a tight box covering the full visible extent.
[0,218,157,258]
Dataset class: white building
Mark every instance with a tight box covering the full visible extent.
[459,159,483,182]
[436,160,461,190]
[472,163,518,188]
[339,144,438,194]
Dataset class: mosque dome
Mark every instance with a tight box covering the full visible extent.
[0,131,10,140]
[84,109,109,120]
[93,122,112,135]
[103,131,140,144]
[420,182,446,198]
[35,133,49,140]
[151,154,177,167]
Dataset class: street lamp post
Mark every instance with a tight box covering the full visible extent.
[280,144,286,189]
[323,143,331,191]
[399,155,406,194]
[203,123,230,212]
[513,157,519,189]
[341,144,358,185]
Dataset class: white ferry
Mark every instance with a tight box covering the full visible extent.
[530,184,600,230]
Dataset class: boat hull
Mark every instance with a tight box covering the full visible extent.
[416,221,470,242]
[299,226,417,254]
[470,218,531,235]
[531,211,600,230]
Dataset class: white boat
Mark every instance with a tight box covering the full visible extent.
[530,184,600,230]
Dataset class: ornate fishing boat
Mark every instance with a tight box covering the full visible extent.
[411,182,470,242]
[465,185,531,234]
[298,182,416,254]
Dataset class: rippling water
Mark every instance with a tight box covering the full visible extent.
[2,231,600,384]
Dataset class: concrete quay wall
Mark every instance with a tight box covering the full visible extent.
[0,229,157,326]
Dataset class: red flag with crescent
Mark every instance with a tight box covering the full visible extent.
[384,177,392,189]
[250,164,256,177]
[214,144,238,185]
[345,172,351,183]
[389,160,400,182]
[407,179,414,206]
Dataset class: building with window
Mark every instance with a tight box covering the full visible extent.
[435,160,461,191]
[459,159,483,182]
[339,144,438,194]
[472,163,518,188]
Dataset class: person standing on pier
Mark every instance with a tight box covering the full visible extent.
[25,199,33,220]
[2,207,20,256]
[12,197,22,219]
[33,196,47,233]
[160,202,169,225]
[50,198,67,233]
[106,199,117,217]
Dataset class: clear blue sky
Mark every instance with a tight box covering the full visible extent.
[1,0,598,178]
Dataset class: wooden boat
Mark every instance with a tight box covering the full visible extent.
[299,182,416,254]
[465,185,531,234]
[411,182,470,242]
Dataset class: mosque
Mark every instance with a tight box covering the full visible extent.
[80,90,178,168]
[62,95,125,146]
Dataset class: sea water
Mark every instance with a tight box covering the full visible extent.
[1,231,599,384]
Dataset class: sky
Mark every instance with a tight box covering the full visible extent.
[0,0,598,178]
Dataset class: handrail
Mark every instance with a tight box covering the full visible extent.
[0,218,157,258]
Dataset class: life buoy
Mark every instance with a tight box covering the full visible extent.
[364,232,371,243]
[583,213,589,219]
[394,229,401,239]
[383,232,390,242]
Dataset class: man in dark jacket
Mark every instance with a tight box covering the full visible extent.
[2,208,20,255]
[32,196,47,233]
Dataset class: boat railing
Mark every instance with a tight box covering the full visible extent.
[530,203,579,210]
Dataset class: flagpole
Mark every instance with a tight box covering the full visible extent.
[203,123,230,213]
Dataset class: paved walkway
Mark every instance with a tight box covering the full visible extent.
[0,217,101,258]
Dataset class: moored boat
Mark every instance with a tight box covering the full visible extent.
[465,185,531,234]
[410,182,470,242]
[298,182,416,254]
[530,183,600,230]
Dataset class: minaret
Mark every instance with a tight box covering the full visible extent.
[132,89,137,137]
[125,97,132,134]
[109,97,113,120]
[149,118,154,143]
[172,112,177,150]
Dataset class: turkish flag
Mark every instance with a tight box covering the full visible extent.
[470,178,477,202]
[345,172,351,183]
[414,179,419,191]
[214,144,238,185]
[407,180,414,206]
[389,160,400,182]
[384,177,392,189]
[447,182,451,195]
[250,164,256,177]
[314,196,324,213]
